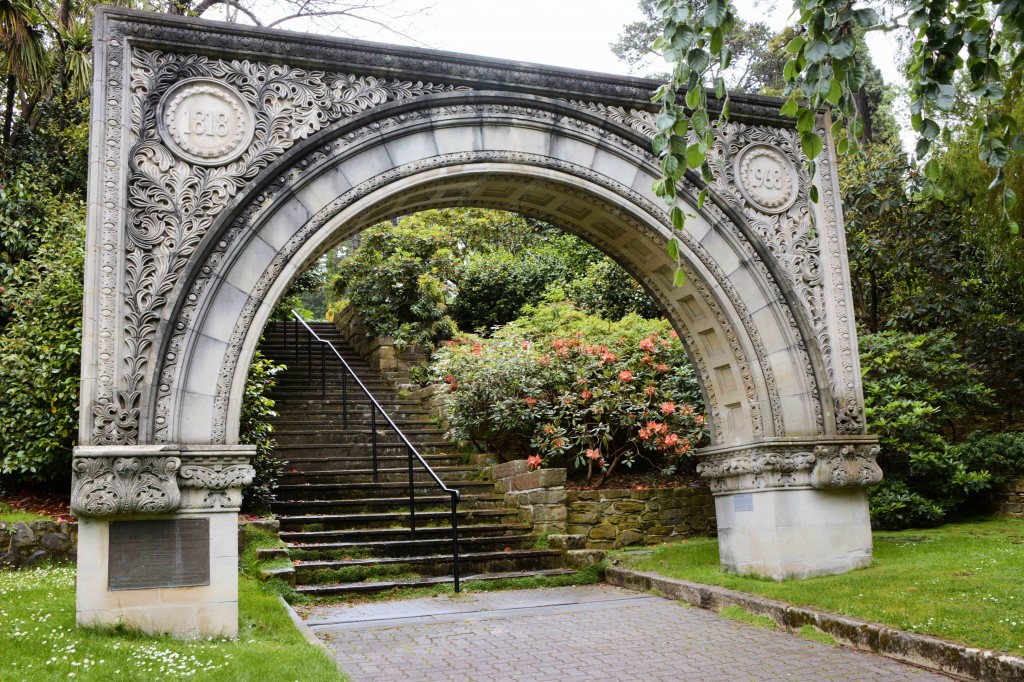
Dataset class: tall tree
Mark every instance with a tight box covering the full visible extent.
[646,0,1024,236]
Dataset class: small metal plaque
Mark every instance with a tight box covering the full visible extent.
[732,493,754,512]
[108,519,210,591]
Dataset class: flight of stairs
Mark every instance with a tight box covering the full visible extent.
[259,321,570,597]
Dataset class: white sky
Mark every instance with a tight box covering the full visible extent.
[292,0,906,86]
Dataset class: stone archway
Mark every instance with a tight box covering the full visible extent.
[74,8,880,637]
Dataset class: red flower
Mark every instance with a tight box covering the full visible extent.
[669,330,679,339]
[524,396,538,407]
[656,363,669,373]
[641,355,654,366]
[527,454,543,470]
[644,385,657,397]
[639,337,656,352]
[581,390,593,401]
[585,448,601,461]
[661,401,677,415]
[618,370,633,382]
[521,341,531,350]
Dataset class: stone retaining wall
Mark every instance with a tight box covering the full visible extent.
[997,477,1024,518]
[0,520,77,569]
[490,461,567,534]
[566,487,716,549]
[331,304,429,383]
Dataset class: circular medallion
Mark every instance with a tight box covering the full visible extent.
[158,79,254,166]
[734,144,799,214]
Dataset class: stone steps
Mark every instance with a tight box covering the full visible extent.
[295,569,576,596]
[260,321,568,595]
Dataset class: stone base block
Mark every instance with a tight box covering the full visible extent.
[76,511,240,638]
[714,487,872,580]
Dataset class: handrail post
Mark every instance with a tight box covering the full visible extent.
[320,343,326,400]
[408,445,416,540]
[342,372,348,428]
[371,406,378,483]
[451,492,460,593]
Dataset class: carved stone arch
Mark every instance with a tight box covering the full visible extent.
[74,8,879,637]
[151,95,815,453]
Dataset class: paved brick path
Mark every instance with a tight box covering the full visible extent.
[303,586,949,681]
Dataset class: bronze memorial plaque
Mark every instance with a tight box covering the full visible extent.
[108,519,210,591]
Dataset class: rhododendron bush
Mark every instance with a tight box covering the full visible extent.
[431,303,707,486]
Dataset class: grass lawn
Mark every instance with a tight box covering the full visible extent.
[0,502,50,523]
[0,565,345,681]
[616,516,1024,655]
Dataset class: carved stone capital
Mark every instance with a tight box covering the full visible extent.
[71,445,256,517]
[811,442,883,489]
[696,437,880,494]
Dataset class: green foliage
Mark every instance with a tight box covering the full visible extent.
[239,350,287,514]
[953,431,1024,485]
[651,0,1024,232]
[331,209,663,347]
[432,302,706,484]
[450,233,602,332]
[0,219,84,481]
[558,257,662,320]
[859,331,995,528]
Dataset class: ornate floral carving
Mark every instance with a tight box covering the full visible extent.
[70,448,256,516]
[811,443,882,488]
[696,438,879,493]
[94,46,468,446]
[179,463,254,490]
[71,456,182,517]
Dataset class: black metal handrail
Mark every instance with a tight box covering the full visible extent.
[282,312,461,592]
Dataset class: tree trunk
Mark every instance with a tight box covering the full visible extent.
[853,84,874,144]
[3,74,16,149]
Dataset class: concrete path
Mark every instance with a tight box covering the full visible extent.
[302,586,950,682]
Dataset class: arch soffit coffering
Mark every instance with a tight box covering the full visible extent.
[153,93,826,448]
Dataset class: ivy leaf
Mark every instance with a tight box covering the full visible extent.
[801,131,824,160]
[667,209,684,233]
[785,36,806,54]
[805,41,829,63]
[809,185,819,203]
[1005,187,1018,212]
[851,8,879,27]
[656,110,677,131]
[934,83,956,111]
[686,143,705,168]
[704,0,727,28]
[916,137,931,159]
[667,235,681,258]
[921,119,940,140]
[673,267,687,286]
[780,97,799,118]
[698,187,708,210]
[829,39,854,60]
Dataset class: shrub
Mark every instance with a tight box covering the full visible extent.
[860,330,995,528]
[953,431,1024,485]
[240,350,287,514]
[0,222,85,482]
[432,302,706,485]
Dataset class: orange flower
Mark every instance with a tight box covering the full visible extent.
[585,448,601,461]
[639,337,656,352]
[527,454,543,470]
[581,390,593,401]
[524,396,538,407]
[644,385,657,397]
[618,370,633,382]
[656,363,669,373]
[661,401,677,415]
